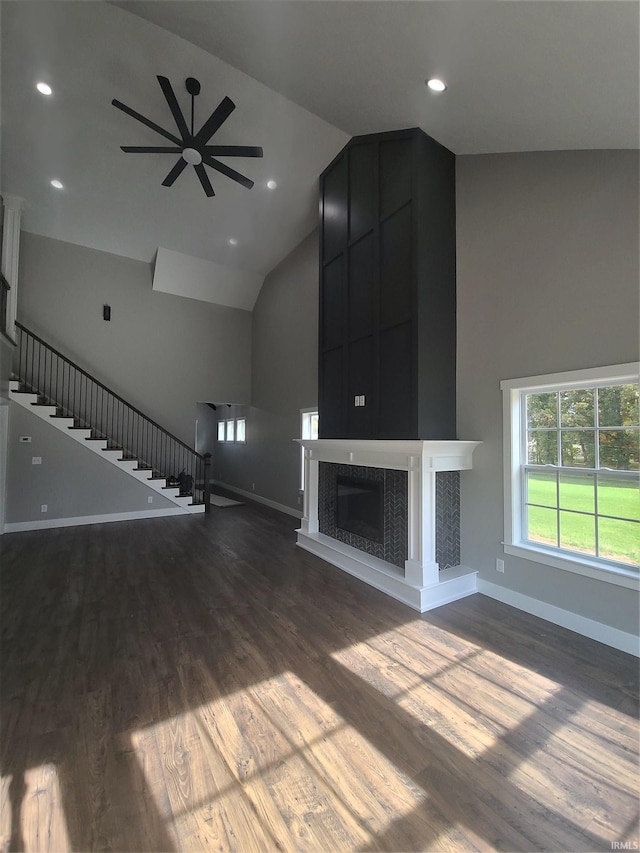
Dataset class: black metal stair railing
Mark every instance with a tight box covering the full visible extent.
[13,321,211,510]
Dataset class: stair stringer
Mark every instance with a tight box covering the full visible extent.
[9,382,204,514]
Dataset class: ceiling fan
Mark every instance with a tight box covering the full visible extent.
[112,76,263,198]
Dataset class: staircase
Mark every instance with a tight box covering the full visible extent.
[10,323,209,515]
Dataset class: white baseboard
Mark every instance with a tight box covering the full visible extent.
[296,529,477,613]
[478,578,639,657]
[212,480,302,519]
[4,507,189,533]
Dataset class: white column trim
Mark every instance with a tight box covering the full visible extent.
[300,448,319,534]
[405,455,440,587]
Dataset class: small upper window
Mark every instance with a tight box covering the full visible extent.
[236,417,246,443]
[217,421,225,441]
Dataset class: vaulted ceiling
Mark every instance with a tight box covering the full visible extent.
[2,1,638,301]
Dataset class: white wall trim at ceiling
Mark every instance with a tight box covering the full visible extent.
[4,507,188,533]
[153,247,264,311]
[478,578,639,657]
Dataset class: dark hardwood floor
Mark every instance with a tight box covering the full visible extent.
[1,502,638,852]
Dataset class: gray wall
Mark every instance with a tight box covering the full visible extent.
[214,230,318,513]
[456,150,639,635]
[17,232,252,447]
[195,402,219,459]
[6,401,177,523]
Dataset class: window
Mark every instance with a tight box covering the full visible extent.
[501,364,639,587]
[300,409,319,490]
[218,417,245,443]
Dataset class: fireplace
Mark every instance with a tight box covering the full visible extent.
[336,475,383,542]
[319,464,408,567]
[296,439,481,612]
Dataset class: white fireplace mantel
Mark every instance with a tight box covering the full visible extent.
[295,438,481,613]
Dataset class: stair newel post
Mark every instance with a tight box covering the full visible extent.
[203,452,212,512]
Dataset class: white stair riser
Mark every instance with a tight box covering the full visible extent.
[101,450,124,462]
[67,429,93,442]
[26,404,58,422]
[116,460,140,472]
[85,439,109,451]
[129,469,154,482]
[50,417,75,429]
[9,387,202,514]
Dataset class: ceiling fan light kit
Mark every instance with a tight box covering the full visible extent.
[112,75,264,198]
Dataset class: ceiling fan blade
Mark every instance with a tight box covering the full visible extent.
[194,164,215,198]
[112,99,182,146]
[204,146,264,158]
[194,97,236,146]
[203,155,254,190]
[121,146,182,153]
[162,157,189,187]
[157,76,190,140]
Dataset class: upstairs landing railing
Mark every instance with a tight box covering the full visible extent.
[13,321,210,510]
[1,273,10,337]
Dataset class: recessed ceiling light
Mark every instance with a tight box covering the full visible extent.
[36,82,53,96]
[50,179,63,189]
[266,180,277,190]
[228,238,238,246]
[427,78,446,92]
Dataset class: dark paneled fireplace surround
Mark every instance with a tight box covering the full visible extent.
[297,126,479,610]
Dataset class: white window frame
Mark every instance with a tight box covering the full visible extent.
[217,420,226,442]
[235,417,246,444]
[501,362,639,590]
[226,418,235,442]
[300,408,319,490]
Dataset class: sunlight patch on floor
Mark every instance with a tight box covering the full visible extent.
[0,774,11,849]
[0,764,70,853]
[331,620,568,759]
[131,670,427,851]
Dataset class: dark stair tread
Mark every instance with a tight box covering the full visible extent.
[14,384,201,508]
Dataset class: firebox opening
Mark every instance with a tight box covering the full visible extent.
[336,475,384,543]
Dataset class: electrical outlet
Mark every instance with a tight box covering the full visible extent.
[147,496,153,504]
[19,436,32,443]
[496,558,505,573]
[41,504,48,513]
[32,456,42,465]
